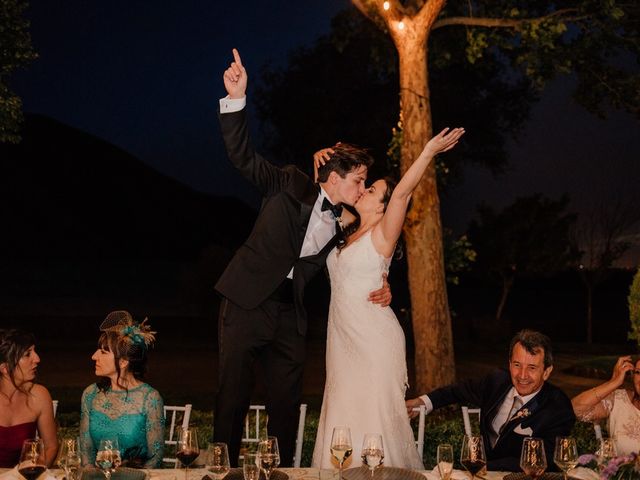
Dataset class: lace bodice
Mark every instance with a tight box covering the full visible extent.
[80,383,165,468]
[606,389,640,455]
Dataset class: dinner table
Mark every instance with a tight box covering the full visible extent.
[0,467,511,480]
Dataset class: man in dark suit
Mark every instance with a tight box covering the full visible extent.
[215,49,392,466]
[406,330,575,471]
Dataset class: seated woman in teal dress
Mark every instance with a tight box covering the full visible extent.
[0,329,58,467]
[80,311,165,468]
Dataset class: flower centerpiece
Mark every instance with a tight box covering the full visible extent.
[572,453,640,480]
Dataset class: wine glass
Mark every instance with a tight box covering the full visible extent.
[520,437,547,480]
[95,439,121,480]
[598,438,617,468]
[18,439,47,480]
[176,427,200,480]
[57,438,81,480]
[205,443,230,480]
[460,435,486,480]
[361,433,384,478]
[330,426,353,480]
[242,453,260,480]
[554,437,578,480]
[257,436,280,480]
[437,444,454,480]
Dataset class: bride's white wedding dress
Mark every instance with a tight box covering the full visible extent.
[311,230,424,469]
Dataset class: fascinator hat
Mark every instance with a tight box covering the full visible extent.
[99,310,156,350]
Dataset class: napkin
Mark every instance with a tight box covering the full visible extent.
[567,467,599,480]
[0,468,58,480]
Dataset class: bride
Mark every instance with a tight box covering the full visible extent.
[311,127,465,469]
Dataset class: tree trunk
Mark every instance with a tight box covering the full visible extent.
[395,32,455,393]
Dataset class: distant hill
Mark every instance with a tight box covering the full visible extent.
[0,114,255,260]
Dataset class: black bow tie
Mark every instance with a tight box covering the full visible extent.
[321,197,343,218]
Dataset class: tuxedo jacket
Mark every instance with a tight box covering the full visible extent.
[429,369,576,471]
[215,108,337,335]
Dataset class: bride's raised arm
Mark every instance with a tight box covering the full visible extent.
[377,127,465,250]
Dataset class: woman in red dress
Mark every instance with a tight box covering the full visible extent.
[0,329,57,467]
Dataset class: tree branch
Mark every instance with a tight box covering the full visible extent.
[432,8,581,30]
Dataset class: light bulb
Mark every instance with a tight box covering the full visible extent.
[383,1,390,10]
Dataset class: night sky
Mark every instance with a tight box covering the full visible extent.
[12,0,640,264]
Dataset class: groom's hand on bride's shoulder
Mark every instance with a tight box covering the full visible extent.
[368,273,392,307]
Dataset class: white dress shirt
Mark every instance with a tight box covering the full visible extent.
[219,95,338,279]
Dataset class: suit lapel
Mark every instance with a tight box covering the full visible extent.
[497,385,548,440]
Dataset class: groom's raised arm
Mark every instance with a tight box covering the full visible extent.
[218,49,290,194]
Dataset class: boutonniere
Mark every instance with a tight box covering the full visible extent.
[513,408,530,420]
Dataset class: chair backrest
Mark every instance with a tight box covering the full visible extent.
[163,404,193,467]
[52,400,59,417]
[241,404,307,468]
[412,405,426,459]
[462,406,481,436]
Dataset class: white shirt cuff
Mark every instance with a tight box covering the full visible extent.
[219,95,246,113]
[420,394,434,414]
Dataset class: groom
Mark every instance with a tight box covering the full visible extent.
[214,49,392,466]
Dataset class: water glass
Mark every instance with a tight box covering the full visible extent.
[57,437,81,480]
[520,437,547,480]
[257,436,280,480]
[554,437,578,480]
[361,433,384,477]
[206,443,230,480]
[242,453,260,480]
[437,444,454,480]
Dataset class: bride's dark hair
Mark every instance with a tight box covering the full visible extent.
[338,176,398,251]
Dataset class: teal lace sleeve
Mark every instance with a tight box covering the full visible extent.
[79,384,99,466]
[142,387,165,468]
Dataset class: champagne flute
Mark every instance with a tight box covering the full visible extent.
[554,437,578,480]
[330,426,353,480]
[437,444,454,480]
[205,443,230,480]
[95,439,121,480]
[361,433,384,478]
[257,436,280,480]
[57,438,81,480]
[18,439,47,480]
[460,435,486,480]
[520,437,547,480]
[176,427,200,480]
[242,453,260,480]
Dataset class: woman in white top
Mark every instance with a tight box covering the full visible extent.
[571,356,640,455]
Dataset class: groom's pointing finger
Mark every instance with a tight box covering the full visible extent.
[232,48,243,66]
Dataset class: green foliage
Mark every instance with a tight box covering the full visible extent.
[435,1,640,116]
[0,0,37,143]
[444,231,476,286]
[628,267,640,349]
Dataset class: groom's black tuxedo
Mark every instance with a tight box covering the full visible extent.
[215,107,337,336]
[214,107,338,466]
[429,369,575,471]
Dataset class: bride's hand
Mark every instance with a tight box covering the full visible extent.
[422,127,465,157]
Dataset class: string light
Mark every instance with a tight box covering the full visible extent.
[398,21,405,30]
[383,1,390,10]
